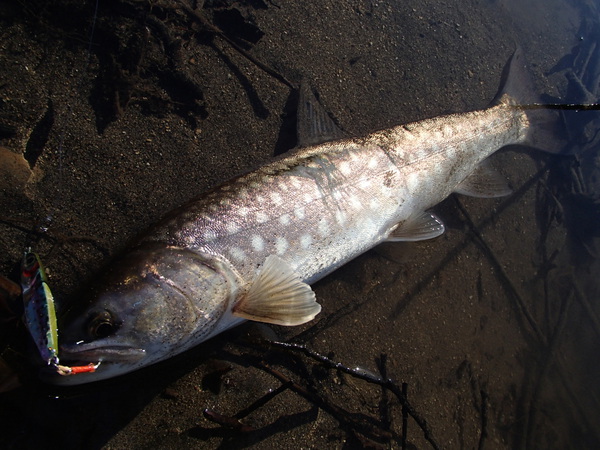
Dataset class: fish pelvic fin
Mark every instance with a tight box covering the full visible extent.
[387,212,445,242]
[232,255,321,326]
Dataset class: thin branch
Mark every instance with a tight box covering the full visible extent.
[264,340,440,449]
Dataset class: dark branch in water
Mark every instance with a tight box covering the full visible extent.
[402,382,409,450]
[233,380,292,420]
[175,1,296,90]
[264,340,440,450]
[478,390,489,450]
[453,197,546,345]
[259,362,395,443]
[521,103,600,110]
[203,408,256,433]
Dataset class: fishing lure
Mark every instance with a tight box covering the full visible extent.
[20,249,99,376]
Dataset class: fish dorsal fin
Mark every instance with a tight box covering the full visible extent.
[455,159,512,198]
[296,81,346,147]
[232,255,321,326]
[387,212,445,242]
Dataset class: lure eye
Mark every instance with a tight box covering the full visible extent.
[87,310,119,339]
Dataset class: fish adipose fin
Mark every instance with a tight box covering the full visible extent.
[232,255,321,326]
[387,212,445,242]
[296,81,346,147]
[455,158,512,198]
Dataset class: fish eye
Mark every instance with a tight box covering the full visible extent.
[87,310,119,339]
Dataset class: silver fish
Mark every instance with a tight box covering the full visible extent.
[54,50,557,383]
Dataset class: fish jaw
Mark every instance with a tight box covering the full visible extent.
[48,244,240,384]
[42,340,148,385]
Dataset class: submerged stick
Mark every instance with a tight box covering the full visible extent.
[265,340,440,450]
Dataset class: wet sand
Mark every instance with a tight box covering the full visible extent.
[1,0,599,448]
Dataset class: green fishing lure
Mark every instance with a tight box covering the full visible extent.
[20,250,98,376]
[21,250,58,366]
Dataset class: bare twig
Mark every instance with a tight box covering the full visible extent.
[176,1,296,90]
[402,382,409,450]
[259,362,394,442]
[478,390,488,450]
[203,408,256,433]
[454,197,546,345]
[265,340,440,450]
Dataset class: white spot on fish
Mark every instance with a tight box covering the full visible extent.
[318,219,329,237]
[301,234,313,249]
[335,210,346,225]
[368,157,378,169]
[359,179,372,190]
[339,161,351,175]
[251,235,265,252]
[406,172,419,191]
[275,237,289,255]
[271,192,283,205]
[333,190,343,201]
[349,195,362,210]
[227,222,241,234]
[229,247,246,261]
[294,206,305,219]
[256,211,269,224]
[304,192,314,203]
[238,206,250,217]
[279,214,291,226]
[290,177,302,188]
[369,198,380,209]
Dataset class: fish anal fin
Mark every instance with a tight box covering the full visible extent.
[455,159,512,198]
[387,212,445,242]
[232,255,321,326]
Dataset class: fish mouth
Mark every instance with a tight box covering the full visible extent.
[39,342,147,385]
[59,340,147,364]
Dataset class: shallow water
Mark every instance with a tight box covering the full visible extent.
[1,0,599,448]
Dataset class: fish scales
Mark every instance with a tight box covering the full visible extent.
[141,103,528,285]
[53,50,551,384]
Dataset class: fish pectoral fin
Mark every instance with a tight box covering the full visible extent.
[455,159,512,198]
[387,212,445,242]
[232,255,321,326]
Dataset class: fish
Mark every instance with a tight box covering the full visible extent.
[52,49,569,384]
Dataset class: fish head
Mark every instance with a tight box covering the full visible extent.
[49,244,238,384]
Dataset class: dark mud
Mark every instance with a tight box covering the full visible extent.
[1,0,600,448]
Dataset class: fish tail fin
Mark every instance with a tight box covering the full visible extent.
[494,48,600,154]
[492,48,568,154]
[491,47,536,107]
